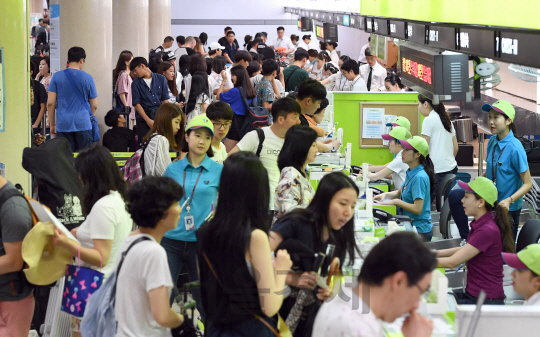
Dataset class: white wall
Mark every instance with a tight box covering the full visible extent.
[337,25,371,61]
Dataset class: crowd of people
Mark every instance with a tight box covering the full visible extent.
[1,24,539,337]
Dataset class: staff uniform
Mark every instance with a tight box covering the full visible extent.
[358,43,370,64]
[401,164,433,240]
[525,292,540,306]
[162,155,223,319]
[360,63,386,92]
[274,36,295,51]
[328,50,340,64]
[348,75,368,92]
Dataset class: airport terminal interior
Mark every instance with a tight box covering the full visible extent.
[1,0,540,336]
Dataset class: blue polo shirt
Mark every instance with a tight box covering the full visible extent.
[486,130,529,211]
[401,164,433,233]
[131,73,169,119]
[163,155,223,242]
[48,69,98,132]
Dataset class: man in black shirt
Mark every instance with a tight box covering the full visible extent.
[102,109,137,152]
[153,36,174,53]
[30,61,47,133]
[222,30,239,64]
[218,26,240,48]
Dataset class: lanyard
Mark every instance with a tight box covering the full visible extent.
[491,145,507,184]
[183,167,204,215]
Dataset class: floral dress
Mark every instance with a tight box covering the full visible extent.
[273,166,315,224]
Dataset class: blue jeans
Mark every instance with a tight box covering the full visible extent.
[161,237,205,321]
[56,129,93,152]
[453,289,505,305]
[417,230,433,242]
[449,189,520,243]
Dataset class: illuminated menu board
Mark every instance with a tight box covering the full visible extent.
[316,25,325,39]
[297,18,302,30]
[400,50,435,92]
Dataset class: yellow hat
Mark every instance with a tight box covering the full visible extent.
[22,222,73,286]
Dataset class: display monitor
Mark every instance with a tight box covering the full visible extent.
[315,22,338,42]
[343,14,350,26]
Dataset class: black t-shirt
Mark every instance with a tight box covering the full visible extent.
[31,80,47,123]
[185,47,196,56]
[218,36,240,48]
[299,113,309,127]
[271,212,327,255]
[102,127,137,152]
[223,42,240,61]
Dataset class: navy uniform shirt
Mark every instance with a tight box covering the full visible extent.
[131,73,169,119]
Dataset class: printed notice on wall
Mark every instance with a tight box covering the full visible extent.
[362,108,385,139]
[49,5,61,73]
[0,47,4,132]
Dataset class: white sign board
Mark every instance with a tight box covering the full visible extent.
[362,108,385,139]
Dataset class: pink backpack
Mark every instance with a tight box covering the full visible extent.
[122,134,158,184]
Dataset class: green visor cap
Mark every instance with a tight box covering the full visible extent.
[502,244,540,276]
[400,136,429,157]
[457,176,498,207]
[482,100,515,121]
[186,115,215,136]
[385,116,411,131]
[381,126,412,141]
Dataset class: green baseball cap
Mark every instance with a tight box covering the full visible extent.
[482,100,515,121]
[386,116,411,131]
[400,136,429,157]
[457,176,498,207]
[186,115,214,136]
[381,126,412,141]
[502,244,540,275]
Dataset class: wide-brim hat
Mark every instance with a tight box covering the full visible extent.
[22,222,73,285]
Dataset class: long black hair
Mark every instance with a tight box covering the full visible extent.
[278,125,318,177]
[199,32,208,46]
[179,54,191,77]
[201,152,270,263]
[230,64,257,99]
[185,71,209,116]
[503,114,518,136]
[74,145,127,215]
[414,152,437,196]
[418,94,452,133]
[472,194,515,253]
[275,172,360,266]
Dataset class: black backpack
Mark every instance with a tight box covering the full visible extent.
[235,87,270,140]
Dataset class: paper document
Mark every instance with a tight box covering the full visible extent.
[362,108,385,139]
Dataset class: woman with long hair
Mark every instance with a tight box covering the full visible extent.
[270,172,360,335]
[142,103,185,176]
[437,177,515,304]
[374,136,436,241]
[418,94,459,202]
[273,125,318,223]
[197,152,292,336]
[243,34,253,50]
[51,145,132,335]
[449,100,532,242]
[216,64,257,151]
[162,115,221,322]
[210,56,226,81]
[184,71,210,124]
[185,53,217,103]
[199,32,208,56]
[158,61,179,103]
[114,52,135,122]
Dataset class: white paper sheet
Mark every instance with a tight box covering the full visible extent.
[362,108,385,139]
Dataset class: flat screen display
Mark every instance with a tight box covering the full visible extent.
[400,50,435,92]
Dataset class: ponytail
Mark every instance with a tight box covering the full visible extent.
[419,154,436,195]
[503,115,518,137]
[418,94,452,133]
[481,198,515,253]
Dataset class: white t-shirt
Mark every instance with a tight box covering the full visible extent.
[525,291,540,306]
[358,43,370,63]
[349,75,368,92]
[329,50,340,65]
[421,110,457,173]
[250,74,263,89]
[312,287,384,337]
[143,77,152,89]
[144,134,172,177]
[386,150,409,189]
[237,127,284,210]
[186,93,211,124]
[211,143,227,164]
[274,36,295,51]
[115,234,174,337]
[75,191,132,279]
[360,63,386,91]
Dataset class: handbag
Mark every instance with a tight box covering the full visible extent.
[61,245,104,318]
[64,69,101,142]
[203,253,291,337]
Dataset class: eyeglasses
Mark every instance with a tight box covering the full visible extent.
[415,283,431,298]
[213,122,231,129]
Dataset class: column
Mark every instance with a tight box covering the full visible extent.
[0,0,32,192]
[113,0,149,59]
[29,0,44,15]
[58,0,113,142]
[148,0,171,50]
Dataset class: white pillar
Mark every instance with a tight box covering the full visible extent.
[113,0,149,59]
[148,0,171,50]
[58,0,113,142]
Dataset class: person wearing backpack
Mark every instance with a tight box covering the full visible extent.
[229,97,301,224]
[0,175,35,337]
[162,115,223,322]
[216,64,257,152]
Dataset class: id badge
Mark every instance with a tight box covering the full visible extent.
[184,215,195,231]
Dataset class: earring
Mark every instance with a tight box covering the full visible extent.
[478,205,481,208]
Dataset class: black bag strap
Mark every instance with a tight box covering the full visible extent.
[113,236,152,304]
[285,66,300,89]
[255,128,265,157]
[139,133,159,176]
[237,87,253,110]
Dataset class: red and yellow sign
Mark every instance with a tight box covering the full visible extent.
[402,57,432,85]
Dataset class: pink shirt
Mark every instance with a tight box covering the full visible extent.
[466,212,505,299]
[116,71,134,119]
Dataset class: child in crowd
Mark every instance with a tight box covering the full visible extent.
[206,101,234,164]
[274,125,318,223]
[163,115,223,321]
[374,136,436,241]
[437,176,514,304]
[142,103,185,176]
[102,109,137,153]
[130,57,170,144]
[116,176,185,336]
[503,244,540,306]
